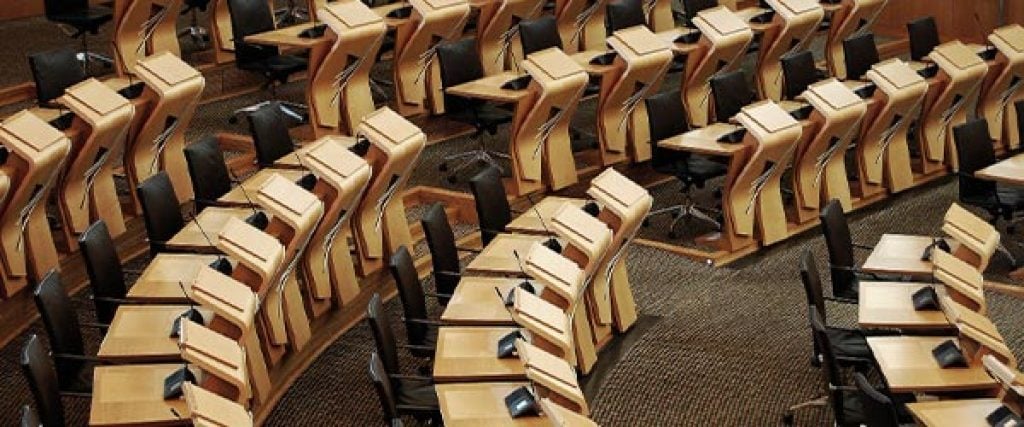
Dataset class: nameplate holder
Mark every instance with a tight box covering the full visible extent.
[932,339,968,368]
[987,406,1023,427]
[163,365,196,399]
[504,386,539,418]
[911,287,939,311]
[496,330,523,358]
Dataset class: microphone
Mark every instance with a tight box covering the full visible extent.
[169,280,204,338]
[350,135,372,157]
[224,169,268,231]
[494,284,523,359]
[524,194,562,253]
[921,238,951,261]
[186,208,232,274]
[163,325,196,400]
[285,143,318,192]
[511,250,536,299]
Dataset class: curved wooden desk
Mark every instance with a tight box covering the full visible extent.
[979,24,1024,152]
[112,0,183,76]
[756,0,824,101]
[919,41,988,173]
[683,6,754,127]
[824,0,887,80]
[393,0,470,116]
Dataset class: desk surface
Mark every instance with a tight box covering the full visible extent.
[128,253,222,303]
[90,364,190,426]
[446,72,530,104]
[433,327,526,382]
[436,382,547,426]
[862,234,950,277]
[867,336,998,394]
[441,277,521,326]
[976,154,1024,186]
[466,234,551,276]
[244,22,328,49]
[167,207,255,251]
[220,168,308,205]
[657,123,748,156]
[858,281,952,330]
[505,197,585,235]
[907,399,1004,427]
[98,305,210,362]
[568,50,618,76]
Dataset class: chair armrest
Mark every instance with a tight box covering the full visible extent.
[390,373,433,382]
[81,321,110,330]
[424,292,453,300]
[434,270,461,278]
[92,296,132,305]
[456,246,481,254]
[397,404,441,412]
[54,353,104,363]
[402,317,446,326]
[400,343,437,352]
[823,296,857,305]
[852,243,874,251]
[60,391,92,399]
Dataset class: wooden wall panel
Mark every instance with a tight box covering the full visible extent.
[873,0,1002,44]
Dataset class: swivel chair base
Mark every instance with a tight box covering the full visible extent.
[178,10,210,49]
[229,100,309,126]
[57,24,113,69]
[438,135,509,184]
[644,202,721,239]
[274,0,308,26]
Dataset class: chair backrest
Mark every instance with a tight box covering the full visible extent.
[799,250,827,322]
[21,404,40,427]
[226,0,280,66]
[436,38,486,114]
[421,203,460,301]
[247,102,295,167]
[1017,100,1024,147]
[606,0,646,34]
[27,48,86,106]
[781,50,817,100]
[854,372,901,427]
[21,335,65,427]
[469,166,512,246]
[843,32,879,80]
[645,91,690,172]
[184,135,233,212]
[819,199,857,298]
[33,270,87,391]
[710,70,753,123]
[809,310,848,424]
[43,0,89,17]
[388,246,431,347]
[136,172,186,254]
[954,118,998,204]
[78,221,127,324]
[907,16,939,62]
[368,352,401,425]
[681,0,717,25]
[366,293,402,382]
[519,16,562,56]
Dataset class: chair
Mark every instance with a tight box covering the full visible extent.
[606,0,646,34]
[136,172,188,255]
[78,221,130,325]
[368,352,441,425]
[953,118,1024,226]
[184,135,234,212]
[27,48,87,108]
[843,33,879,81]
[21,405,40,427]
[799,250,872,368]
[854,372,902,427]
[681,0,716,27]
[468,166,514,246]
[781,50,824,101]
[421,203,465,305]
[33,270,99,394]
[435,38,513,183]
[367,293,433,369]
[388,246,441,358]
[907,16,939,62]
[643,91,726,237]
[819,199,870,302]
[519,15,563,56]
[226,0,308,124]
[22,335,72,427]
[247,102,299,168]
[710,70,755,123]
[42,0,114,69]
[178,0,211,49]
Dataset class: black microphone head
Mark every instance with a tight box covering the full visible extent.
[296,173,317,191]
[163,366,197,399]
[245,211,269,230]
[544,238,562,253]
[517,280,534,295]
[350,136,372,157]
[583,201,600,217]
[209,257,233,276]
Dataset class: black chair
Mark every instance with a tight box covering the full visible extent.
[681,0,716,26]
[819,199,872,302]
[781,50,825,101]
[178,0,212,49]
[368,352,441,425]
[388,246,441,358]
[78,221,131,325]
[367,293,433,369]
[226,0,308,124]
[469,166,514,246]
[435,38,513,183]
[33,270,100,395]
[21,405,40,427]
[799,250,872,368]
[854,372,903,427]
[22,335,74,427]
[953,118,1024,226]
[907,16,939,62]
[1017,100,1024,154]
[184,135,235,212]
[606,0,647,33]
[421,203,468,306]
[43,0,113,69]
[710,70,755,123]
[643,91,726,237]
[27,48,87,108]
[136,172,190,255]
[843,33,879,81]
[520,15,563,56]
[247,102,300,168]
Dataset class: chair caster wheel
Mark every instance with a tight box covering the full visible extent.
[439,163,448,172]
[447,175,457,184]
[228,116,238,125]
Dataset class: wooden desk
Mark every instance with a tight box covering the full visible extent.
[466,233,552,276]
[867,336,999,394]
[436,382,546,426]
[907,399,1004,427]
[127,253,223,302]
[446,72,531,104]
[505,197,585,234]
[657,123,748,156]
[89,364,191,426]
[219,168,308,206]
[862,234,953,277]
[373,2,414,28]
[858,281,952,330]
[166,207,257,251]
[976,153,1024,185]
[433,327,526,382]
[441,277,520,325]
[98,305,211,362]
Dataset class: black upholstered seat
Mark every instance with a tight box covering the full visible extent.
[184,135,234,211]
[27,48,87,107]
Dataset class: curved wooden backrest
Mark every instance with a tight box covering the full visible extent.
[825,0,886,80]
[683,6,753,127]
[859,59,928,193]
[393,0,470,112]
[981,24,1024,151]
[555,0,608,53]
[477,0,545,75]
[756,0,823,101]
[921,41,989,169]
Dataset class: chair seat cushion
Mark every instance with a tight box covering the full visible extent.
[49,7,113,31]
[397,378,439,408]
[446,103,513,132]
[680,155,728,181]
[825,327,871,361]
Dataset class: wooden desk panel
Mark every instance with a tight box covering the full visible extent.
[127,253,223,303]
[862,234,951,277]
[446,72,530,103]
[436,382,547,426]
[466,234,551,276]
[656,123,748,156]
[907,399,1003,427]
[90,364,190,426]
[867,336,998,394]
[858,281,952,330]
[976,154,1024,186]
[441,277,520,325]
[167,207,256,251]
[505,197,585,235]
[98,305,212,361]
[219,168,308,205]
[433,326,525,382]
[244,22,329,49]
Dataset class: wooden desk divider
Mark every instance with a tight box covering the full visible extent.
[755,0,823,101]
[980,24,1024,152]
[0,111,70,297]
[586,168,650,333]
[920,41,989,173]
[179,319,252,405]
[183,383,254,427]
[129,52,205,205]
[112,0,182,76]
[931,250,986,314]
[540,397,598,426]
[555,0,607,54]
[943,299,1017,368]
[191,265,271,405]
[792,79,867,223]
[393,0,470,116]
[312,1,387,136]
[647,0,673,33]
[299,136,372,316]
[856,59,927,197]
[983,355,1024,414]
[476,0,544,76]
[515,339,590,416]
[729,101,803,246]
[254,174,324,360]
[209,0,236,64]
[509,284,577,367]
[941,203,1000,272]
[824,0,887,80]
[683,6,754,127]
[57,78,135,251]
[513,48,589,195]
[352,107,425,276]
[598,26,673,165]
